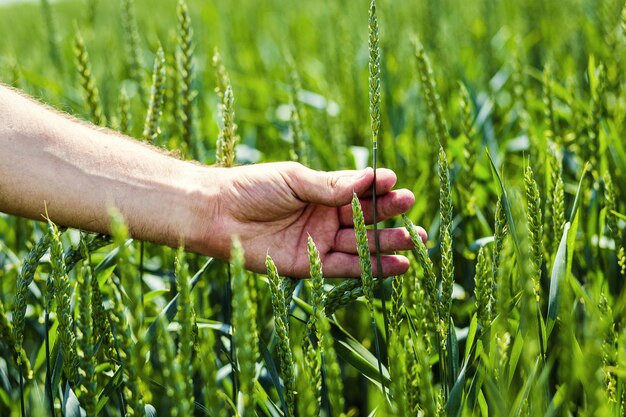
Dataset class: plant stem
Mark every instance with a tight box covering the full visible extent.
[372,145,389,400]
[44,308,54,417]
[19,363,25,417]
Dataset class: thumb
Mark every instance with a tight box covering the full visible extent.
[288,165,373,207]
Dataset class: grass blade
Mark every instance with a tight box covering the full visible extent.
[486,149,521,257]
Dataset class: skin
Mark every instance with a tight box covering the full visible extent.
[0,84,426,278]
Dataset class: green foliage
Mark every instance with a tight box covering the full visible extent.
[74,28,106,126]
[176,0,195,157]
[142,46,166,144]
[266,255,296,416]
[231,238,258,416]
[1,0,626,415]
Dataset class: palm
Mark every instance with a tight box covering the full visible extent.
[215,162,423,278]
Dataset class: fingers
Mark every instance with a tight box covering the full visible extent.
[354,168,397,197]
[285,164,398,208]
[333,227,420,253]
[322,252,410,278]
[339,188,415,226]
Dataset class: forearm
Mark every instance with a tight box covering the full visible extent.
[0,85,217,252]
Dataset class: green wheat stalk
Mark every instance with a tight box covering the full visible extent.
[407,333,438,415]
[121,0,146,101]
[545,142,563,257]
[197,318,226,417]
[63,232,112,271]
[175,248,194,415]
[212,48,230,102]
[307,236,345,417]
[231,238,258,416]
[493,196,508,292]
[474,245,494,329]
[524,165,543,303]
[74,28,106,126]
[368,2,387,338]
[511,188,543,366]
[289,100,305,163]
[142,46,167,144]
[0,300,30,380]
[48,220,79,385]
[286,57,308,165]
[543,64,558,144]
[294,342,322,416]
[389,275,403,334]
[437,144,455,397]
[352,193,387,397]
[40,0,63,72]
[266,255,296,416]
[176,0,195,156]
[605,172,626,276]
[109,212,145,416]
[415,38,449,148]
[76,254,96,415]
[155,314,186,417]
[301,338,322,416]
[319,316,345,417]
[324,279,370,315]
[587,63,606,174]
[402,214,437,303]
[438,145,454,331]
[13,232,51,375]
[598,295,618,404]
[352,194,375,314]
[368,0,381,146]
[119,87,132,135]
[403,214,439,345]
[216,84,238,167]
[459,82,477,215]
[388,332,408,415]
[281,277,298,312]
[303,236,325,415]
[81,237,117,362]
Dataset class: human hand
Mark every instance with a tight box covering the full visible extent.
[199,162,426,278]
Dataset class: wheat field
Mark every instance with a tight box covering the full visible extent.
[0,0,625,415]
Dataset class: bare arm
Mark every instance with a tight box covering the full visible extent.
[0,84,424,277]
[0,84,215,251]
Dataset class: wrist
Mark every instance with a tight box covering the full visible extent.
[180,164,226,258]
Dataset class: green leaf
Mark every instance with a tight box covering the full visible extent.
[547,164,587,336]
[568,163,589,223]
[511,358,539,417]
[482,374,507,416]
[448,318,460,387]
[547,222,569,336]
[93,239,132,273]
[61,382,82,417]
[259,337,289,416]
[143,289,170,303]
[486,149,521,257]
[96,365,124,413]
[464,314,478,362]
[145,258,215,343]
[544,383,568,417]
[507,330,523,388]
[292,296,391,387]
[446,358,469,417]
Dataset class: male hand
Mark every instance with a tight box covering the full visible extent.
[0,85,426,277]
[205,162,427,278]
